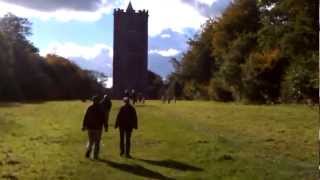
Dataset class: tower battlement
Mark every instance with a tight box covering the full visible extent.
[113,8,124,14]
[137,10,149,16]
[113,7,148,16]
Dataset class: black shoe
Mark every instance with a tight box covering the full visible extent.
[120,152,124,156]
[85,151,90,158]
[93,155,99,160]
[125,154,132,159]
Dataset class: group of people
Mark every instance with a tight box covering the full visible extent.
[124,89,145,105]
[161,95,177,104]
[82,93,138,159]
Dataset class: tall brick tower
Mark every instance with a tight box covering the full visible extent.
[113,2,149,98]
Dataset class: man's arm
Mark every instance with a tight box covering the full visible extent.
[115,108,121,129]
[82,109,89,131]
[132,108,138,129]
[108,100,112,110]
[104,111,109,132]
[105,100,112,130]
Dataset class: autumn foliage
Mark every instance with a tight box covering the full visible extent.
[0,14,104,101]
[167,0,318,104]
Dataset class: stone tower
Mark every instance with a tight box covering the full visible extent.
[113,2,149,98]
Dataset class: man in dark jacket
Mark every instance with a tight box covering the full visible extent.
[115,97,138,158]
[100,94,112,131]
[130,89,137,105]
[82,96,107,159]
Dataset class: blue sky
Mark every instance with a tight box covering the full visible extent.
[30,15,114,48]
[0,0,231,84]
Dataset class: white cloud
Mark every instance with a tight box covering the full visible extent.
[0,0,207,36]
[41,42,114,77]
[96,76,113,88]
[160,34,171,39]
[40,41,179,78]
[182,0,231,17]
[0,1,113,22]
[105,77,113,88]
[40,42,114,76]
[149,48,180,57]
[119,0,207,36]
[197,0,217,5]
[40,42,113,59]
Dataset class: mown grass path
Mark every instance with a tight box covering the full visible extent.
[0,101,317,179]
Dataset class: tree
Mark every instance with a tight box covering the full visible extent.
[0,13,105,101]
[258,0,318,103]
[210,0,260,101]
[164,0,318,103]
[147,71,164,99]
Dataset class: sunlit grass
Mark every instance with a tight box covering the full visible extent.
[0,101,317,179]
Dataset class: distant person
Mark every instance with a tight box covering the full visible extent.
[100,94,112,131]
[167,96,171,104]
[115,97,138,158]
[139,93,146,104]
[82,96,108,160]
[161,95,165,103]
[130,89,137,105]
[138,92,143,103]
[124,89,130,98]
[81,98,87,102]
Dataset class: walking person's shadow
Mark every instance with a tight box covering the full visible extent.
[135,158,203,172]
[98,159,174,180]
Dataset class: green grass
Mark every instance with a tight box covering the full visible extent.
[0,101,318,180]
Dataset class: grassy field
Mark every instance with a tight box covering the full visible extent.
[0,100,318,180]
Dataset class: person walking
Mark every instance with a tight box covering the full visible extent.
[100,94,112,131]
[115,97,138,158]
[130,89,137,105]
[82,96,108,160]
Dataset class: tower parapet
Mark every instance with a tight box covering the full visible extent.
[137,10,149,16]
[113,8,124,15]
[113,2,148,16]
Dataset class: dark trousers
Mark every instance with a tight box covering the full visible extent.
[86,130,102,158]
[119,128,132,155]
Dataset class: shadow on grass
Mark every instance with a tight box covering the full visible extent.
[134,104,158,108]
[136,158,203,172]
[0,100,46,107]
[23,100,46,104]
[0,103,21,108]
[98,159,174,180]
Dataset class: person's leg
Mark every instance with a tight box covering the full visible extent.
[93,130,102,159]
[86,131,94,158]
[125,129,132,158]
[119,128,125,156]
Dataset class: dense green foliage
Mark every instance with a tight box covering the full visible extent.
[0,14,105,101]
[168,0,318,103]
[147,70,164,99]
[0,101,317,179]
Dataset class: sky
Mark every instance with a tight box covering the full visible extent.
[0,0,231,87]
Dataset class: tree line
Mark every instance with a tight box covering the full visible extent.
[167,0,318,104]
[0,13,105,101]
